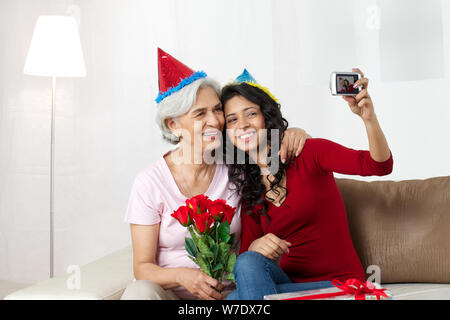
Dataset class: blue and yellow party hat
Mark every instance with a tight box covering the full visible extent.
[233,69,278,102]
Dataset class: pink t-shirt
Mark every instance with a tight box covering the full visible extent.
[124,154,242,299]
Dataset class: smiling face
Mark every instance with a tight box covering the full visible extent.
[224,95,266,153]
[166,86,225,154]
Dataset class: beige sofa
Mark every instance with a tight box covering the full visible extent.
[4,176,450,300]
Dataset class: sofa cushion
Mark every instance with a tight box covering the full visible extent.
[0,281,30,300]
[4,246,133,300]
[383,283,450,300]
[336,176,450,284]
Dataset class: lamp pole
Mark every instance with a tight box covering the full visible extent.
[50,76,56,278]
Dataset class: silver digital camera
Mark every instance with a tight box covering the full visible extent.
[330,72,362,96]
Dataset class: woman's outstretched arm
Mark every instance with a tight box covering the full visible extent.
[299,69,393,176]
[363,116,391,162]
[342,68,391,162]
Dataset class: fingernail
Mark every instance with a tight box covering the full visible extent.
[353,83,358,88]
[282,158,286,163]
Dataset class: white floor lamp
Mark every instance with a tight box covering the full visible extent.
[24,15,86,278]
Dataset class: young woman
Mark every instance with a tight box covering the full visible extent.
[221,68,393,300]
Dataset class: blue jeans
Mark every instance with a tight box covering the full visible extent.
[226,251,333,300]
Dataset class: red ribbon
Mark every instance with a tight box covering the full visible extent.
[284,278,389,300]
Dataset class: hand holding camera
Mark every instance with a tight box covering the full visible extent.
[331,68,376,122]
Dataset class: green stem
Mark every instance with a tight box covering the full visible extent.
[214,220,219,243]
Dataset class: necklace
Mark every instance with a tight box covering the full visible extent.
[178,164,216,199]
[179,172,194,199]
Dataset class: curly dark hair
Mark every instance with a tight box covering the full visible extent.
[220,83,291,218]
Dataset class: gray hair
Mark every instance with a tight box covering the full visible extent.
[155,77,222,144]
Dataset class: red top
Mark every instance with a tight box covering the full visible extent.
[239,138,394,283]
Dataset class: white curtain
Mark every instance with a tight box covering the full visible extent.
[0,0,449,285]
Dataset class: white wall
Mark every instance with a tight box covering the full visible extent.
[0,0,449,285]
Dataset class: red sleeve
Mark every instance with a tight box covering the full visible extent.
[239,208,264,254]
[301,138,393,176]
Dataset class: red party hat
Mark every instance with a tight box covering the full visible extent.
[156,48,207,103]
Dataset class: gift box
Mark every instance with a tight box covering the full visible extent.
[264,279,393,300]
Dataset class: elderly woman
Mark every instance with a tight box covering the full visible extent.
[121,49,309,300]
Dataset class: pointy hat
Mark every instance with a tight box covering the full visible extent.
[233,68,278,102]
[155,48,207,103]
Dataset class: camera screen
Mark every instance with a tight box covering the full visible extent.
[336,74,359,94]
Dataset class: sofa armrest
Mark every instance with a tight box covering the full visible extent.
[4,246,133,300]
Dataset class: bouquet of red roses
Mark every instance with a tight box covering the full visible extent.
[171,194,237,284]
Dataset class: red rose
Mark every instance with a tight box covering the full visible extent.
[192,211,214,234]
[223,205,235,224]
[186,194,209,214]
[208,199,227,222]
[171,206,191,227]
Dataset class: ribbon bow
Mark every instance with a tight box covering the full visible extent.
[331,279,389,300]
[284,278,389,300]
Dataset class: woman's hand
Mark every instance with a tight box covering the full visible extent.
[248,233,292,261]
[343,68,391,162]
[342,68,376,122]
[177,268,225,300]
[280,128,311,163]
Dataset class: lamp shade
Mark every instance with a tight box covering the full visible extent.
[24,15,86,77]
